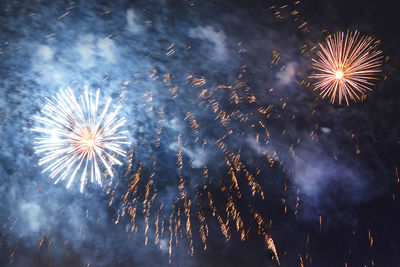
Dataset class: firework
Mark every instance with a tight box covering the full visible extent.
[310,30,383,105]
[32,87,129,192]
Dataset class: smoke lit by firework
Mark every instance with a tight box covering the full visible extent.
[310,31,383,105]
[1,0,399,266]
[32,87,129,192]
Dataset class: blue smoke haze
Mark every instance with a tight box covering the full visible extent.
[1,0,400,266]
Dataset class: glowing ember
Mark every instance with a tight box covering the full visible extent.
[335,70,343,79]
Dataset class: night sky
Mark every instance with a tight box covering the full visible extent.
[0,0,400,266]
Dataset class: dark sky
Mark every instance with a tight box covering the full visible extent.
[0,0,399,266]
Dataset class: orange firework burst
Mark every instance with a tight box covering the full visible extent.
[310,31,383,105]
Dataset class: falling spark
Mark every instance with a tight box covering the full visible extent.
[32,86,129,192]
[310,31,383,105]
[110,65,284,264]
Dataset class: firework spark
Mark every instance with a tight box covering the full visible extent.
[310,31,383,105]
[32,87,129,192]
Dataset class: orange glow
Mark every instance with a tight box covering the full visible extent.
[335,70,343,79]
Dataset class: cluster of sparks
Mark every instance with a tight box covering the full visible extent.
[105,68,287,265]
[310,31,383,105]
[32,87,128,192]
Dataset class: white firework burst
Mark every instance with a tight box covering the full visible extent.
[32,87,129,192]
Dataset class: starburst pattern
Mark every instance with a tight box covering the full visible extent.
[310,30,383,105]
[33,87,129,192]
